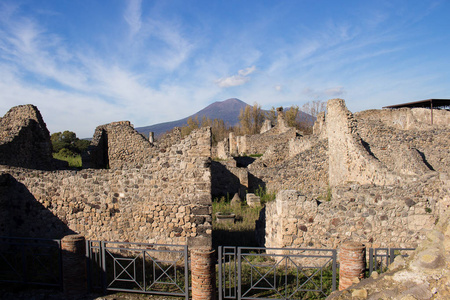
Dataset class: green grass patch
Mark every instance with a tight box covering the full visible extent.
[212,196,263,248]
[52,152,82,168]
[218,253,336,299]
[254,186,276,204]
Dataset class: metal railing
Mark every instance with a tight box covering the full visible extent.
[87,240,189,299]
[0,236,62,289]
[218,246,337,300]
[368,247,415,276]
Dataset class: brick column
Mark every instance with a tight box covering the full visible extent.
[191,247,216,300]
[339,241,366,291]
[61,234,87,297]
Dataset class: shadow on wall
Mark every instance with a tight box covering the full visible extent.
[233,156,256,168]
[0,173,75,239]
[211,161,242,199]
[248,172,266,194]
[82,129,109,169]
[0,120,56,171]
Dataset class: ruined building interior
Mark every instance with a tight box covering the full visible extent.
[0,98,449,297]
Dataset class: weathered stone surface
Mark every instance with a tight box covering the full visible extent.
[230,193,242,207]
[246,193,261,207]
[0,105,55,169]
[0,115,213,248]
[327,206,450,300]
[258,99,448,252]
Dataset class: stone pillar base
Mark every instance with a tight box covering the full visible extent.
[61,234,87,297]
[339,241,366,291]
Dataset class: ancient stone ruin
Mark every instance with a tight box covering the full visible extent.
[0,99,449,297]
[258,99,449,251]
[0,104,212,248]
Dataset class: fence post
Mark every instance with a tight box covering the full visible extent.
[191,247,217,300]
[61,234,87,297]
[338,241,366,291]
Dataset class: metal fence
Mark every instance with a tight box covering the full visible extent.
[86,240,189,299]
[368,247,415,276]
[218,246,337,300]
[0,236,62,289]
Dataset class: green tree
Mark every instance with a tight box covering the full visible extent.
[239,102,264,135]
[285,105,300,128]
[50,130,89,155]
[181,116,200,137]
[265,107,277,125]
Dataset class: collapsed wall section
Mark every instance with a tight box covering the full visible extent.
[0,105,54,169]
[0,127,213,248]
[355,114,450,175]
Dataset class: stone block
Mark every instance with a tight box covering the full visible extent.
[246,193,261,207]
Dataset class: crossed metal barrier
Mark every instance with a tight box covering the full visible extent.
[218,246,337,300]
[86,240,189,299]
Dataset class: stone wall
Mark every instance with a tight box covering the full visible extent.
[0,104,54,169]
[260,98,450,252]
[328,194,450,299]
[327,99,403,187]
[262,172,446,250]
[0,126,213,248]
[355,107,450,130]
[214,108,298,159]
[83,121,158,169]
[238,128,297,156]
[355,116,450,175]
[211,159,248,198]
[249,138,329,198]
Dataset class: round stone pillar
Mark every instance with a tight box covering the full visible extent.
[339,241,366,291]
[191,247,216,300]
[61,234,87,296]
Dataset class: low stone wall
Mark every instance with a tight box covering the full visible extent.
[261,173,446,250]
[355,107,450,130]
[249,139,329,198]
[236,129,297,156]
[0,127,213,248]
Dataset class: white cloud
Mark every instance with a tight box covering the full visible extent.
[124,0,142,37]
[238,66,256,76]
[324,86,345,97]
[216,66,256,88]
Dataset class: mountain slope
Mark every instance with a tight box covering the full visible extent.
[136,98,248,137]
[136,98,315,137]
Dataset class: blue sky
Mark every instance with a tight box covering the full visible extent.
[1,0,449,137]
